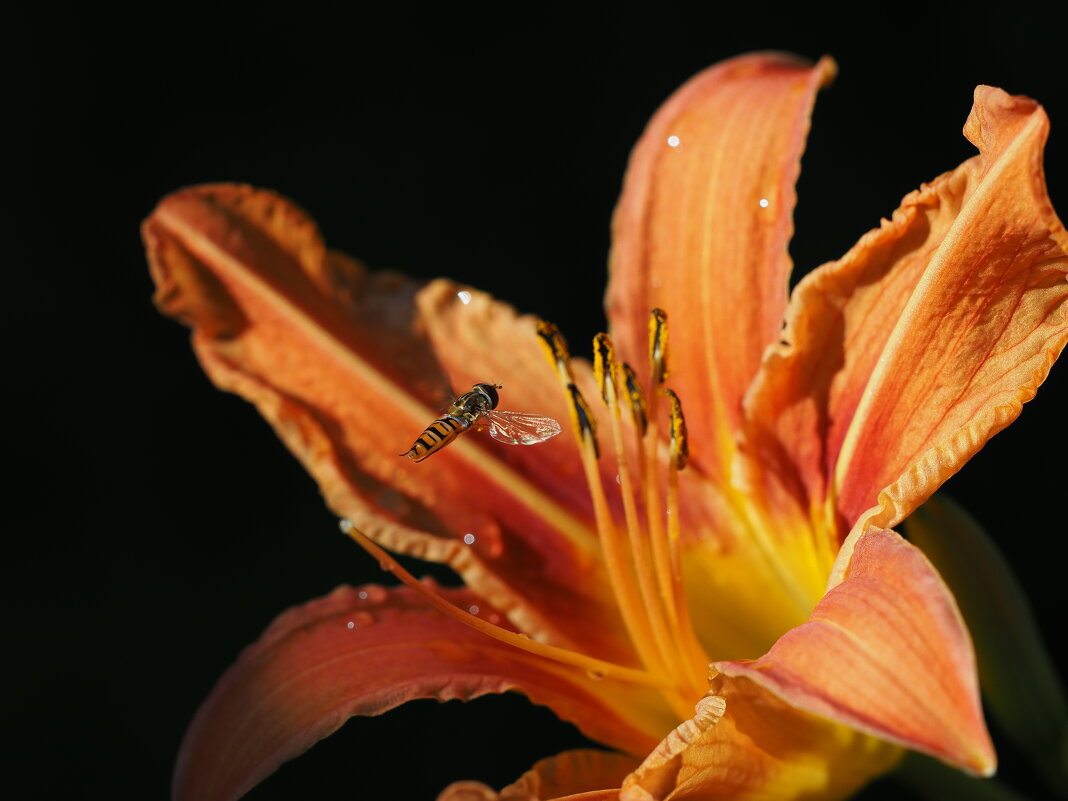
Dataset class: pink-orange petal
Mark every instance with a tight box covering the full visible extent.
[743,86,1068,542]
[606,52,835,481]
[717,527,995,776]
[621,676,900,801]
[174,584,666,801]
[144,184,634,662]
[438,750,636,801]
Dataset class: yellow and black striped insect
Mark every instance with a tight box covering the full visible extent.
[402,383,562,462]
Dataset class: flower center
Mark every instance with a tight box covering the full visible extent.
[536,312,710,718]
[342,309,711,722]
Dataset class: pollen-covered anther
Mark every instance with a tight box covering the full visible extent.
[593,333,617,405]
[649,308,669,385]
[535,319,575,386]
[565,382,600,459]
[620,362,648,435]
[663,389,689,471]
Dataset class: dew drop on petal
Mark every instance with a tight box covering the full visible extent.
[457,290,472,305]
[468,605,480,615]
[338,518,354,534]
[667,135,680,148]
[346,620,356,629]
[489,613,501,624]
[359,586,387,603]
[759,198,769,208]
[463,533,476,545]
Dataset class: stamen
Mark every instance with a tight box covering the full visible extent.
[533,317,706,718]
[563,380,671,678]
[664,389,708,683]
[340,518,666,689]
[644,312,708,696]
[595,334,677,675]
[642,310,671,635]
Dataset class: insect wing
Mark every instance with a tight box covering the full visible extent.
[484,410,562,445]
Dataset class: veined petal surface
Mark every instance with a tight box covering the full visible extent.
[743,86,1068,540]
[607,52,835,480]
[174,584,667,801]
[144,185,634,661]
[717,527,994,777]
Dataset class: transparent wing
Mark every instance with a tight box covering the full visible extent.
[483,410,562,445]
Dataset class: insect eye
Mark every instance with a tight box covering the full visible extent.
[474,383,500,409]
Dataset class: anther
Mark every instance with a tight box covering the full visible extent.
[536,320,574,385]
[649,308,669,385]
[593,333,615,405]
[664,388,689,471]
[620,362,648,435]
[565,382,599,458]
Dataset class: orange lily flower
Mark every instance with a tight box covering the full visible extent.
[144,53,1067,801]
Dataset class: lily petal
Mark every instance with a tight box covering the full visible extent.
[607,52,835,480]
[717,527,995,776]
[438,749,636,800]
[144,185,632,661]
[743,86,1068,540]
[621,677,900,801]
[174,584,667,801]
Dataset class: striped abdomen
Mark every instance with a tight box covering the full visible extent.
[402,415,468,462]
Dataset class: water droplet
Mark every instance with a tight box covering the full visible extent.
[615,473,622,484]
[457,290,472,305]
[666,135,680,148]
[338,518,354,534]
[759,198,769,208]
[462,533,476,545]
[346,620,356,629]
[357,586,387,603]
[378,560,391,572]
[489,613,501,624]
[586,669,606,680]
[468,604,480,615]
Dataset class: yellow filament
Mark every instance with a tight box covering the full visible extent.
[341,520,667,689]
[571,387,666,679]
[643,312,677,652]
[666,440,711,690]
[534,316,710,719]
[596,335,678,681]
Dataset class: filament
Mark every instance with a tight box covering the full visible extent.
[341,519,667,689]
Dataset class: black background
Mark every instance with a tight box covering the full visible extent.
[17,5,1066,800]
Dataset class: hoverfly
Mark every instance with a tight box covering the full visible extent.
[402,383,562,462]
